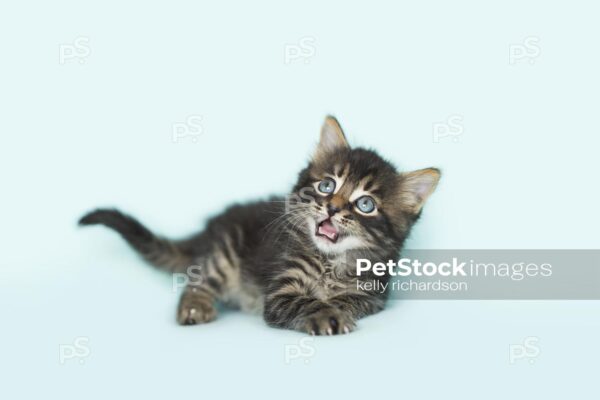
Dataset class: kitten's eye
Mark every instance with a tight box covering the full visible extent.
[356,196,376,213]
[318,178,336,194]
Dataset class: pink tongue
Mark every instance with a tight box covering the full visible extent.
[318,220,338,239]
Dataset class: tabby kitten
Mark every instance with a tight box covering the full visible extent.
[79,116,440,335]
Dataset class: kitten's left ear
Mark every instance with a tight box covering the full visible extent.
[313,115,350,162]
[397,168,441,214]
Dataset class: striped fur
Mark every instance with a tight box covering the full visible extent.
[79,116,440,334]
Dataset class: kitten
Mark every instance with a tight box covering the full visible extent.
[79,116,440,335]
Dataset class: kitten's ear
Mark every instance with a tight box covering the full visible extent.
[397,168,441,214]
[313,115,350,162]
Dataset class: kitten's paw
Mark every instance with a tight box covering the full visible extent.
[301,308,355,336]
[177,299,217,326]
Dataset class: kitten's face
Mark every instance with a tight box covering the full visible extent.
[292,116,440,255]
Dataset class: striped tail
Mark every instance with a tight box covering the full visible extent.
[79,208,194,272]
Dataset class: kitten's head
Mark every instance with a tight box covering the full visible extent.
[291,116,440,255]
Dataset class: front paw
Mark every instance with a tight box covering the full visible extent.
[300,308,355,335]
[177,298,217,326]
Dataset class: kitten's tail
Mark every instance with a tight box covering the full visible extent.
[78,208,195,272]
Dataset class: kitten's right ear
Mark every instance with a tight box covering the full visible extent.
[313,115,350,162]
[397,168,441,215]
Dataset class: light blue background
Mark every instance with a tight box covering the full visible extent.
[1,1,599,399]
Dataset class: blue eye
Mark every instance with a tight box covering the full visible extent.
[318,178,336,194]
[356,196,376,213]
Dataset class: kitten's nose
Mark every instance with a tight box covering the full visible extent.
[327,204,341,216]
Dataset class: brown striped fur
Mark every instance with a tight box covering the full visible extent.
[79,116,440,334]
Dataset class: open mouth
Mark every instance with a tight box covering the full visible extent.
[316,218,339,243]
